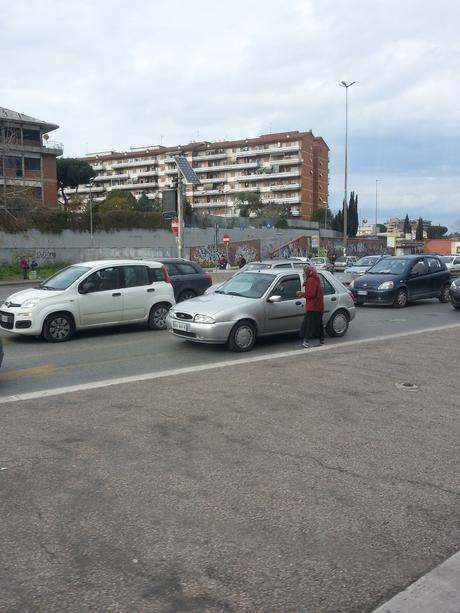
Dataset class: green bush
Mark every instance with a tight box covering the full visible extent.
[0,261,70,281]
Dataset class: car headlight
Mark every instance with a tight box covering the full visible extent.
[194,314,215,324]
[21,297,41,308]
[378,281,394,290]
[451,281,458,290]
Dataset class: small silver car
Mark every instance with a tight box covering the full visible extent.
[167,269,356,352]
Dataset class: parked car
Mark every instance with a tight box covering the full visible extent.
[333,255,359,272]
[342,255,390,283]
[449,277,460,309]
[156,258,212,301]
[0,336,3,367]
[0,259,175,342]
[204,259,308,295]
[167,269,356,352]
[310,256,334,272]
[350,254,451,307]
[440,255,460,277]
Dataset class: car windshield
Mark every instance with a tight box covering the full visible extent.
[216,272,276,298]
[38,265,91,290]
[241,263,272,272]
[367,259,407,274]
[355,256,379,267]
[311,257,325,264]
[441,256,454,263]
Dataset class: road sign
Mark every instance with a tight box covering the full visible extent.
[171,217,179,234]
[223,233,230,244]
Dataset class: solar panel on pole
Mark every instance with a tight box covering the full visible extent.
[174,156,201,184]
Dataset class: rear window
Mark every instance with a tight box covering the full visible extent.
[176,262,199,275]
[149,267,166,282]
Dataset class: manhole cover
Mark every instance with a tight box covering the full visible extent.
[395,382,419,391]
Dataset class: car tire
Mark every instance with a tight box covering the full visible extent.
[326,310,349,337]
[148,303,170,330]
[393,288,408,308]
[42,312,75,343]
[439,285,450,303]
[227,320,256,352]
[178,289,196,302]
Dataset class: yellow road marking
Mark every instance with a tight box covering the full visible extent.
[0,364,58,381]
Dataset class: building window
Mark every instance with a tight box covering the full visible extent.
[24,157,41,171]
[23,128,41,144]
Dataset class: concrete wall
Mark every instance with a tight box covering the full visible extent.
[0,227,327,265]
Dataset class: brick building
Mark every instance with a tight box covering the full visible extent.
[0,106,63,208]
[73,130,329,221]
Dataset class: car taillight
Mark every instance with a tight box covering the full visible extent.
[162,265,170,283]
[206,273,213,284]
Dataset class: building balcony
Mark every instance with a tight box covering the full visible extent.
[194,161,259,173]
[261,196,301,205]
[137,170,158,178]
[228,170,301,182]
[164,168,178,175]
[107,181,158,191]
[235,144,300,158]
[224,186,261,194]
[111,159,156,169]
[192,201,233,209]
[67,185,105,194]
[270,183,300,191]
[191,152,228,161]
[2,140,64,156]
[163,156,193,164]
[269,156,302,166]
[94,173,129,182]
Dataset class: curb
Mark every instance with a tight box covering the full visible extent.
[0,279,41,287]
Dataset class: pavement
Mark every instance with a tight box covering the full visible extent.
[0,328,459,612]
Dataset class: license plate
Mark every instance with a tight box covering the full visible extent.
[357,290,367,296]
[172,320,189,331]
[1,315,9,322]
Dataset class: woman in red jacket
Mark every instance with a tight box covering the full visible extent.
[296,265,324,348]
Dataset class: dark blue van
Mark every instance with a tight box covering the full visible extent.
[350,255,451,307]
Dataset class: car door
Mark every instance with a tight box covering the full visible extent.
[162,262,183,299]
[406,259,429,298]
[78,266,123,326]
[318,273,337,321]
[174,261,208,297]
[453,256,460,275]
[121,264,156,321]
[425,257,446,296]
[264,274,304,333]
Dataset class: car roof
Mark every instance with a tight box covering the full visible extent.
[74,259,163,268]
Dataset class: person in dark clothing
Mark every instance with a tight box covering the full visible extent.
[297,265,324,348]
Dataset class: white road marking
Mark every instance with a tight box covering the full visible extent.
[371,550,460,613]
[1,322,460,405]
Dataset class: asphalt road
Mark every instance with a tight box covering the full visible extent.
[0,328,459,612]
[0,281,459,398]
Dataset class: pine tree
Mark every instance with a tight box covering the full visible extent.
[348,191,359,237]
[403,214,411,235]
[415,218,424,241]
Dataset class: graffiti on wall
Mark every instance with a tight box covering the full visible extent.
[190,240,261,267]
[270,236,388,258]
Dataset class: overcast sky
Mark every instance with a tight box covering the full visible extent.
[2,0,459,229]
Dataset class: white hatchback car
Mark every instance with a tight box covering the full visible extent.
[0,259,175,342]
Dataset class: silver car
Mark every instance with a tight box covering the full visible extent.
[167,269,356,352]
[441,255,460,277]
[310,256,334,272]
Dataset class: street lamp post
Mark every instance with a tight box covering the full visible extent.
[375,179,380,235]
[88,177,95,243]
[339,80,355,255]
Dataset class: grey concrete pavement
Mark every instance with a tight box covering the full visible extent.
[0,328,459,612]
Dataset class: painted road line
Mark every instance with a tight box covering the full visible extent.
[1,323,460,405]
[0,364,58,382]
[371,550,460,613]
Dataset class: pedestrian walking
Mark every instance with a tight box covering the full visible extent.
[19,256,29,280]
[296,265,324,348]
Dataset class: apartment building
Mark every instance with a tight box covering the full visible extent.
[75,130,329,220]
[0,106,63,207]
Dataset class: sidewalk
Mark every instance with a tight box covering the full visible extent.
[0,329,459,612]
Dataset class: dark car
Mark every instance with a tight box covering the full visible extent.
[157,258,212,302]
[350,254,451,308]
[0,336,3,367]
[449,277,460,309]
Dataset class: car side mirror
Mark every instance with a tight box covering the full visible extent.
[268,295,282,303]
[78,285,88,294]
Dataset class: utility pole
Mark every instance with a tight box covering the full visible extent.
[339,80,356,255]
[375,179,380,234]
[177,176,183,258]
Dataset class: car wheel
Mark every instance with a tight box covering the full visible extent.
[42,312,75,343]
[393,288,408,308]
[227,320,256,352]
[178,289,196,302]
[439,285,450,303]
[326,310,349,337]
[148,303,170,330]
